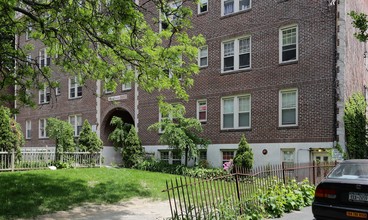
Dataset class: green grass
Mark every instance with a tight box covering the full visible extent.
[0,167,177,219]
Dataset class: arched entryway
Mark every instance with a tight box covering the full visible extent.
[101,107,134,145]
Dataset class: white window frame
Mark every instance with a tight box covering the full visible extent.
[222,150,235,165]
[281,148,295,164]
[198,0,208,14]
[69,115,83,137]
[197,99,207,122]
[279,25,298,63]
[159,150,182,165]
[25,25,32,41]
[122,65,133,91]
[279,89,298,127]
[39,48,50,68]
[198,46,208,67]
[222,36,251,73]
[38,86,50,104]
[68,77,82,99]
[221,94,251,130]
[39,118,48,139]
[26,120,32,139]
[221,0,251,16]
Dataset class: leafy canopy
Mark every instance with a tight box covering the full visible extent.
[47,117,76,155]
[0,0,204,108]
[0,106,24,158]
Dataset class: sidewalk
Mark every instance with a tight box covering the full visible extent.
[266,206,314,220]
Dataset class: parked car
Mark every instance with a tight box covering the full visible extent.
[312,159,368,220]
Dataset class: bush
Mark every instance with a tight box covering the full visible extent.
[234,135,253,169]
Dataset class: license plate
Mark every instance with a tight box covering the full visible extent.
[346,211,367,219]
[349,192,368,203]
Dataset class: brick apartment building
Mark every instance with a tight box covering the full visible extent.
[15,0,368,167]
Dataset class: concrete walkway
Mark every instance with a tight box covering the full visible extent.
[267,206,314,220]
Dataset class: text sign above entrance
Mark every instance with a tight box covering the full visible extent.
[108,95,127,102]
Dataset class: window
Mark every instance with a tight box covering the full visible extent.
[160,1,182,31]
[25,25,32,40]
[199,150,207,161]
[39,48,51,68]
[39,86,50,104]
[222,95,251,129]
[69,115,83,136]
[222,150,235,165]
[279,89,298,126]
[26,54,32,66]
[26,120,32,139]
[280,25,298,63]
[39,118,48,138]
[172,151,182,165]
[197,100,207,122]
[69,77,82,99]
[104,79,113,94]
[198,0,208,13]
[55,86,61,96]
[222,37,251,72]
[160,151,170,163]
[122,65,133,91]
[281,149,295,165]
[222,0,251,16]
[198,46,208,67]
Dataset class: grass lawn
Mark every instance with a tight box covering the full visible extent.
[0,167,177,219]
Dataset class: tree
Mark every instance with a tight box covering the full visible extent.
[47,117,76,160]
[233,134,253,169]
[148,102,209,166]
[349,11,368,42]
[0,0,204,108]
[123,126,144,168]
[0,105,23,159]
[78,119,103,153]
[108,116,132,151]
[343,92,368,159]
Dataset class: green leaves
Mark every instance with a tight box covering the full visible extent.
[47,117,76,154]
[0,106,24,157]
[78,120,103,154]
[349,11,368,42]
[234,135,254,169]
[343,92,368,159]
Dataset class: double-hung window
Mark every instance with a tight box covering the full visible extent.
[198,0,208,14]
[197,100,207,122]
[69,115,83,136]
[222,95,251,129]
[222,36,251,72]
[39,118,48,139]
[279,89,298,126]
[26,120,32,139]
[122,65,133,91]
[222,0,251,16]
[222,150,235,165]
[39,86,50,104]
[39,48,51,68]
[69,77,82,99]
[198,46,208,67]
[280,25,298,63]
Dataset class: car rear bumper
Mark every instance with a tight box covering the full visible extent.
[312,202,368,220]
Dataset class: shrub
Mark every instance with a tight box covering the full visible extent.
[234,135,253,169]
[78,119,103,153]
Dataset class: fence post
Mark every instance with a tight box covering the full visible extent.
[99,152,102,168]
[312,160,316,185]
[282,162,286,184]
[11,148,15,172]
[235,172,242,215]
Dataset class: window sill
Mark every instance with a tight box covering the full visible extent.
[122,89,132,92]
[38,137,49,140]
[221,68,252,75]
[197,11,208,16]
[277,125,298,130]
[279,60,298,66]
[221,8,252,19]
[38,102,50,105]
[68,96,82,100]
[199,65,208,70]
[220,128,251,132]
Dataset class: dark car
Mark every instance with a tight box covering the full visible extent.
[312,159,368,220]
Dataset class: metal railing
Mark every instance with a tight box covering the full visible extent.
[0,148,102,172]
[163,161,337,219]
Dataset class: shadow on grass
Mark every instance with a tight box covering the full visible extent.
[0,172,151,219]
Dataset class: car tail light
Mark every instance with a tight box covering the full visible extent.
[315,187,337,199]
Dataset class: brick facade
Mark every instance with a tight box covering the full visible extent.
[14,0,368,167]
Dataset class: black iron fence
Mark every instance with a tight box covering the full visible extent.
[163,161,337,219]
